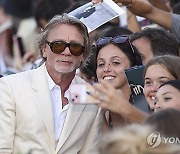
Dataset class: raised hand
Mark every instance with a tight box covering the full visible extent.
[88,80,148,122]
[88,80,131,114]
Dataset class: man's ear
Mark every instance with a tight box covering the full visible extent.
[41,44,47,58]
[80,56,85,63]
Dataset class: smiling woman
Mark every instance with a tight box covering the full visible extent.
[94,35,143,128]
[95,36,142,88]
[143,55,180,111]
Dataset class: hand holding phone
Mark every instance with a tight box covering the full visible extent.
[69,83,101,104]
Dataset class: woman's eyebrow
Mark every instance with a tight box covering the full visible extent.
[162,92,173,95]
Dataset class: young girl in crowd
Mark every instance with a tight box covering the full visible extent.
[154,80,180,111]
[143,55,180,111]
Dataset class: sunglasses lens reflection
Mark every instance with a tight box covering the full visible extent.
[69,44,84,56]
[114,36,128,44]
[47,41,84,56]
[96,36,129,46]
[51,42,66,53]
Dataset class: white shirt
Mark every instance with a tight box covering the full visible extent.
[45,69,70,148]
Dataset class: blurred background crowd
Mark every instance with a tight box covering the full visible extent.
[0,0,179,76]
[0,0,180,153]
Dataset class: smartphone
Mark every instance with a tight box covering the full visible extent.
[69,83,101,104]
[17,37,26,57]
[125,65,151,113]
[13,35,26,57]
[124,65,145,87]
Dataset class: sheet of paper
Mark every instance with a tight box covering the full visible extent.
[68,0,125,33]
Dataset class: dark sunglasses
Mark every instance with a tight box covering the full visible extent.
[96,35,137,65]
[46,40,85,56]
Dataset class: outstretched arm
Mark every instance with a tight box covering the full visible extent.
[92,0,172,31]
[126,9,141,32]
[89,80,148,123]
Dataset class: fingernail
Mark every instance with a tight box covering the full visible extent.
[86,91,90,95]
[89,82,94,85]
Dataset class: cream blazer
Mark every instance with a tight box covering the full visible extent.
[0,63,103,154]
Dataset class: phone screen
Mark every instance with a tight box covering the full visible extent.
[69,83,101,104]
[124,65,145,86]
[13,35,26,57]
[17,37,26,57]
[125,65,151,113]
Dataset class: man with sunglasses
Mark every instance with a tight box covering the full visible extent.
[0,13,103,154]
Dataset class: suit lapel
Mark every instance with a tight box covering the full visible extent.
[56,76,86,152]
[31,63,55,148]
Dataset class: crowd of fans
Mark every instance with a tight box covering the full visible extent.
[0,0,180,153]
